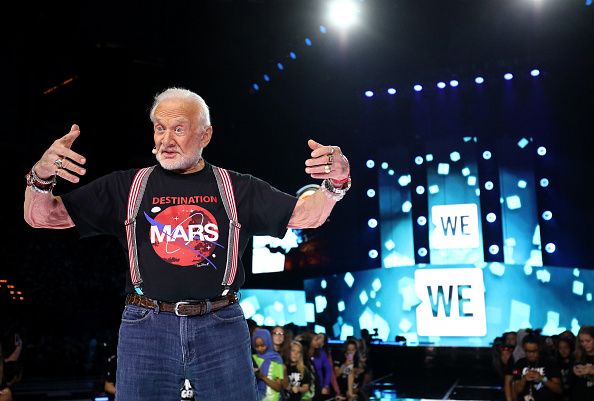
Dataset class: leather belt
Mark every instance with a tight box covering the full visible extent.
[125,292,238,317]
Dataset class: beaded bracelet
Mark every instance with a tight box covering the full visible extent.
[25,164,56,193]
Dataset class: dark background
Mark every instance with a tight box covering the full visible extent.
[3,0,594,377]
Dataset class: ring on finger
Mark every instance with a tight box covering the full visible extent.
[329,146,335,154]
[328,154,334,164]
[54,158,64,169]
[324,165,331,174]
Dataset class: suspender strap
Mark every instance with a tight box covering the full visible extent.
[212,166,241,295]
[125,166,156,294]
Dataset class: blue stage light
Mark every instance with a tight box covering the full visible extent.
[417,247,427,257]
[368,218,378,228]
[414,156,424,165]
[305,38,312,46]
[545,243,556,253]
[475,76,485,84]
[417,216,427,226]
[381,162,388,169]
[366,160,375,168]
[277,63,284,71]
[437,82,446,89]
[416,185,425,195]
[504,73,513,81]
[388,169,394,176]
[320,25,327,33]
[289,52,297,59]
[365,90,374,98]
[542,210,552,221]
[485,181,494,190]
[540,178,549,188]
[369,249,378,259]
[367,189,376,198]
[537,146,547,156]
[449,80,459,87]
[489,245,500,255]
[530,69,540,77]
[252,83,260,91]
[387,88,396,95]
[263,74,270,82]
[414,84,423,92]
[482,150,492,160]
[486,213,497,223]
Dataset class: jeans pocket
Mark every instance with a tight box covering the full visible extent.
[121,305,152,323]
[211,303,246,323]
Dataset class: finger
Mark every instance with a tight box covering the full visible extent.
[305,164,333,176]
[60,124,81,149]
[57,147,87,166]
[59,157,87,176]
[308,139,322,152]
[304,154,333,167]
[311,144,339,158]
[56,166,82,184]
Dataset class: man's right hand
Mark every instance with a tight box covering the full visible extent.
[34,124,87,183]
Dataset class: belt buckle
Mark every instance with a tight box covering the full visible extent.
[174,301,191,317]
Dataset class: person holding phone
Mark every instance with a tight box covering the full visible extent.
[571,326,594,401]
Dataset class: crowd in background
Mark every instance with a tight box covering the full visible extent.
[491,325,594,401]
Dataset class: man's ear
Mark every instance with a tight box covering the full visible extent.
[201,125,213,147]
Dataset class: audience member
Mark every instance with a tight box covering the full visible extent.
[571,325,594,401]
[334,339,360,401]
[271,326,293,365]
[252,328,287,401]
[555,337,574,401]
[285,340,314,401]
[310,333,334,400]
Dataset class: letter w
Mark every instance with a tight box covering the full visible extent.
[427,285,454,317]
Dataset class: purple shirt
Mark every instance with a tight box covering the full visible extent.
[311,348,333,389]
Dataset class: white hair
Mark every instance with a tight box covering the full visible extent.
[149,87,211,127]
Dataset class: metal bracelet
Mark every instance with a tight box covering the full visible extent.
[30,163,57,185]
[320,184,345,201]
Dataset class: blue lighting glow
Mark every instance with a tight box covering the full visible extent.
[504,73,513,81]
[381,162,389,169]
[542,210,553,221]
[450,80,459,87]
[417,247,427,257]
[369,249,379,259]
[485,181,494,191]
[367,189,376,198]
[530,69,540,77]
[414,84,423,92]
[545,243,556,254]
[416,185,425,195]
[437,82,446,89]
[368,218,378,228]
[366,160,375,168]
[277,63,284,71]
[486,213,497,223]
[263,74,270,82]
[289,52,297,59]
[320,25,327,34]
[252,83,260,91]
[537,146,547,156]
[482,150,492,160]
[305,38,312,46]
[475,76,485,84]
[489,245,500,255]
[414,156,424,165]
[388,169,394,176]
[417,216,427,226]
[365,90,374,98]
[540,178,550,188]
[387,88,396,95]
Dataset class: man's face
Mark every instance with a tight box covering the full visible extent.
[523,342,540,363]
[153,98,211,173]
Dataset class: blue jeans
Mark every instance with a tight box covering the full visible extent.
[115,302,257,401]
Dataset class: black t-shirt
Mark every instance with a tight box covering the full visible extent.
[286,364,312,401]
[512,357,561,401]
[61,162,297,301]
[570,355,594,401]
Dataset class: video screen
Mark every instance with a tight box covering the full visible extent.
[239,288,313,327]
[304,264,594,346]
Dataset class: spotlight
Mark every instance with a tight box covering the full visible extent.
[482,150,492,160]
[417,247,427,257]
[369,249,378,259]
[328,0,360,29]
[388,169,394,176]
[417,216,427,226]
[277,63,284,71]
[530,69,540,77]
[485,181,494,190]
[475,76,485,84]
[416,185,425,195]
[486,213,497,223]
[542,210,552,220]
[364,90,374,98]
[366,159,375,168]
[413,84,423,92]
[252,83,260,91]
[540,178,549,188]
[414,156,424,165]
[381,162,388,169]
[387,88,397,95]
[289,52,297,59]
[305,38,312,46]
[437,82,446,89]
[368,218,378,228]
[537,146,547,156]
[504,73,513,81]
[367,189,376,198]
[263,74,270,82]
[489,245,500,255]
[449,80,459,87]
[320,25,328,34]
[545,243,556,253]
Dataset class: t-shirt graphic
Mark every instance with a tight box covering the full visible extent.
[145,203,223,268]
